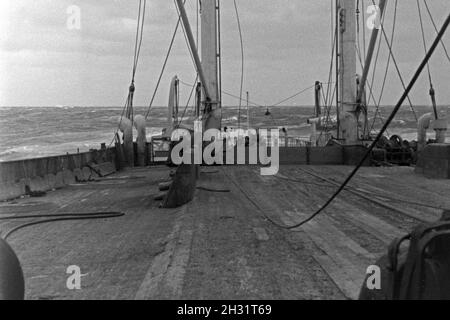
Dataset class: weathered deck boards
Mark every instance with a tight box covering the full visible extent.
[1,164,449,300]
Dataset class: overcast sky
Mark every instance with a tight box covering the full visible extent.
[0,0,449,108]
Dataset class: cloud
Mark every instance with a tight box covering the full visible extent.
[1,0,450,107]
[0,0,176,57]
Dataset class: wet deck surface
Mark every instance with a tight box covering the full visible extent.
[1,165,450,300]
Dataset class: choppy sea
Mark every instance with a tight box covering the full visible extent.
[0,105,449,162]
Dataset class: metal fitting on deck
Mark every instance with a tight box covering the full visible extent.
[432,118,448,144]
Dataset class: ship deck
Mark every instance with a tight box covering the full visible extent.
[1,164,450,300]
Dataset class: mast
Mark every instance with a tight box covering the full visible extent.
[201,0,222,131]
[337,0,358,144]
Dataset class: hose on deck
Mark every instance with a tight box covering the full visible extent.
[0,212,125,241]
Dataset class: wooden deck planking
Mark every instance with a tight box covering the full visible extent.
[269,167,409,245]
[225,165,450,299]
[181,169,345,299]
[305,166,449,216]
[3,166,176,299]
[232,169,375,299]
[1,164,449,299]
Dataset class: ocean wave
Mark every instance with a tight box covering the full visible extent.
[391,119,407,126]
[1,106,449,161]
[0,145,40,156]
[223,116,239,123]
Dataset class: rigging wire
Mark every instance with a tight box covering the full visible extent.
[356,0,363,68]
[174,0,201,73]
[285,168,450,213]
[144,0,186,120]
[355,41,390,137]
[366,0,390,133]
[321,82,338,137]
[222,90,264,108]
[271,170,450,212]
[335,0,339,138]
[108,0,147,148]
[370,0,398,133]
[132,0,147,82]
[185,81,320,129]
[325,17,337,108]
[417,0,440,120]
[250,13,450,230]
[217,0,223,109]
[127,0,147,122]
[266,83,331,130]
[323,0,335,112]
[318,83,338,140]
[179,79,265,108]
[196,0,199,47]
[423,0,450,65]
[370,0,418,122]
[320,0,339,140]
[271,85,317,107]
[376,0,397,106]
[362,0,367,61]
[417,0,434,88]
[233,0,245,130]
[174,76,199,130]
[319,0,337,141]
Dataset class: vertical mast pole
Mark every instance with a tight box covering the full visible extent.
[201,0,221,130]
[338,0,358,144]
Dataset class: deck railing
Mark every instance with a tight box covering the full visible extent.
[147,135,315,164]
